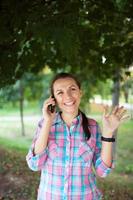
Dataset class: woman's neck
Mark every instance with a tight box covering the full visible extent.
[61,110,79,127]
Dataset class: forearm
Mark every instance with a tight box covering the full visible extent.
[34,120,52,155]
[101,141,113,168]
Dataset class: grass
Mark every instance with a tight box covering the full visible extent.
[0,103,133,199]
[115,122,133,175]
[0,137,30,154]
[0,101,41,116]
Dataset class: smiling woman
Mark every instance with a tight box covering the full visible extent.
[52,76,82,125]
[26,72,129,200]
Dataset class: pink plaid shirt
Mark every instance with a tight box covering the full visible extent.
[26,112,113,200]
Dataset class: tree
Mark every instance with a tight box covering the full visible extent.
[0,71,53,136]
[0,0,133,89]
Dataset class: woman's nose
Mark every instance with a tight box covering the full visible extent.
[64,90,72,99]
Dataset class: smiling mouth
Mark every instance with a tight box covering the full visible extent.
[64,101,75,106]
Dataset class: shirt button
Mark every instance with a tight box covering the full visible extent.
[66,150,70,154]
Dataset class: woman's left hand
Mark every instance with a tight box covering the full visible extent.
[102,105,130,137]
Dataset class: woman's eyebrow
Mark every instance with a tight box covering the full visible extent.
[70,84,77,87]
[55,84,77,93]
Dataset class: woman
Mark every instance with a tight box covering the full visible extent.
[26,72,129,200]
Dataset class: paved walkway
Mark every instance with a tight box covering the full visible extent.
[0,115,41,122]
[0,114,102,122]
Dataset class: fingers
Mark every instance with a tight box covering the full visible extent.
[103,105,130,121]
[112,105,119,114]
[120,114,131,122]
[103,105,109,117]
[111,105,130,122]
[114,106,126,119]
[41,96,56,120]
[42,96,56,114]
[43,96,55,107]
[119,109,127,119]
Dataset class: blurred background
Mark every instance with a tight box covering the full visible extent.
[0,0,133,199]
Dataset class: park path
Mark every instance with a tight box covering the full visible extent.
[0,114,102,122]
[0,115,41,122]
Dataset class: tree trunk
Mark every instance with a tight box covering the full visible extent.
[112,72,120,107]
[112,68,121,159]
[19,79,25,136]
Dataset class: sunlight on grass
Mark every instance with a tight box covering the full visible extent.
[0,137,30,154]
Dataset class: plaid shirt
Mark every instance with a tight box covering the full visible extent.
[26,112,113,200]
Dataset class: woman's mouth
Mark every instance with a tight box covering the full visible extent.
[64,101,75,106]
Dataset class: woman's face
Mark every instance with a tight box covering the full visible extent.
[53,77,82,115]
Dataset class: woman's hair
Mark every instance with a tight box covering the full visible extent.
[50,72,91,141]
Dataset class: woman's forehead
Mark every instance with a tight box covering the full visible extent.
[53,78,78,90]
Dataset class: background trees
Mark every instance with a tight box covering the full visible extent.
[0,0,133,134]
[0,0,133,87]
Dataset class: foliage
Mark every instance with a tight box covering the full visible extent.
[0,0,133,89]
[0,72,53,108]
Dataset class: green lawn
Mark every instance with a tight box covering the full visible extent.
[0,101,41,116]
[0,106,133,200]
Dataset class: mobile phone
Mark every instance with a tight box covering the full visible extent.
[48,95,56,113]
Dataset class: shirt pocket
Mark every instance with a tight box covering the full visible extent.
[48,141,58,160]
[78,141,94,165]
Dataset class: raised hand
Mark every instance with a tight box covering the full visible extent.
[42,96,56,121]
[102,105,130,137]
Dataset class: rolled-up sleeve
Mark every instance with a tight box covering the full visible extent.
[26,118,48,171]
[93,123,114,178]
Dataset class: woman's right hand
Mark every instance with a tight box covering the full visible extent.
[42,96,56,122]
[34,96,56,155]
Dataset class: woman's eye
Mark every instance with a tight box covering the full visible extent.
[71,88,76,91]
[57,92,63,95]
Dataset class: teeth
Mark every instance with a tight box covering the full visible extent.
[65,102,74,106]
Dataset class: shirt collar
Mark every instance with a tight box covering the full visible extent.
[52,111,83,126]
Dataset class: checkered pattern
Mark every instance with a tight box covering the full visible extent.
[26,112,113,200]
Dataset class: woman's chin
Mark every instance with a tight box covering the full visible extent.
[62,106,78,114]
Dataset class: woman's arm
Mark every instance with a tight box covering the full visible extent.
[101,139,113,167]
[101,105,129,167]
[34,119,53,155]
[93,106,129,177]
[26,96,56,171]
[34,96,56,155]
